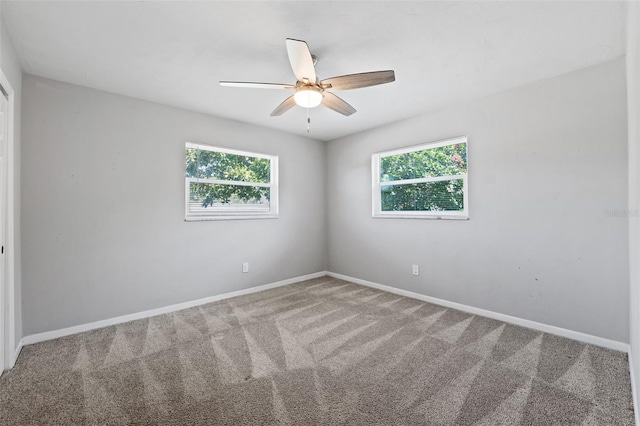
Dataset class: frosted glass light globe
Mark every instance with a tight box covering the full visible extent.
[294,87,323,108]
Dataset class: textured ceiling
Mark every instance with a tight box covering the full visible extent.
[1,1,627,141]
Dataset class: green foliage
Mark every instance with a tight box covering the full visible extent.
[186,148,271,207]
[380,143,466,212]
[381,143,466,182]
[381,180,464,211]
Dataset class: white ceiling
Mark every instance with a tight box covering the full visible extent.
[1,1,627,141]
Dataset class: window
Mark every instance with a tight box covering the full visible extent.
[372,136,468,219]
[185,142,278,220]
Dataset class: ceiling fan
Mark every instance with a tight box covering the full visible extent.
[220,38,395,117]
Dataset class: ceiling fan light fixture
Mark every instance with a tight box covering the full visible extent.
[294,86,323,108]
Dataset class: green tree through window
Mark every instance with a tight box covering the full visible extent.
[373,137,468,218]
[185,143,278,220]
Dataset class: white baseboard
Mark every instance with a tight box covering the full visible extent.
[22,271,328,347]
[629,350,640,426]
[11,338,23,368]
[327,272,629,353]
[18,269,629,355]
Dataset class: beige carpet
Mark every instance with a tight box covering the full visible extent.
[0,276,635,425]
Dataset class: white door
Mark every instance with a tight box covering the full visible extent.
[0,90,7,373]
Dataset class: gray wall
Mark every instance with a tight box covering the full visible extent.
[20,58,631,345]
[1,16,23,360]
[21,75,327,335]
[327,58,629,343]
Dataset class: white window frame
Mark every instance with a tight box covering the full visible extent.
[185,142,278,221]
[372,136,468,220]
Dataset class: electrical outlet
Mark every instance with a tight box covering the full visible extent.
[412,264,419,276]
[242,262,249,273]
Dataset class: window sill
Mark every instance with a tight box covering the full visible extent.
[373,213,469,220]
[185,214,279,222]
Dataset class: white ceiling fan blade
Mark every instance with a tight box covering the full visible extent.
[321,70,395,91]
[286,38,316,84]
[322,92,356,116]
[270,95,297,116]
[220,81,294,90]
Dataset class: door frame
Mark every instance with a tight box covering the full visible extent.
[0,68,16,372]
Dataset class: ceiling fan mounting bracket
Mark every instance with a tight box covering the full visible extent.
[295,80,322,91]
